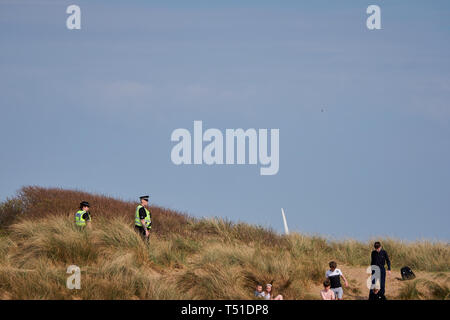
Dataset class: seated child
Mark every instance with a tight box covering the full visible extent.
[369,286,386,300]
[320,279,336,300]
[264,284,283,300]
[254,284,265,298]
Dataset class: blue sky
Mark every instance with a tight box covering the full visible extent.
[1,0,449,240]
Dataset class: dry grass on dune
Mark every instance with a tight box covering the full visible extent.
[0,186,449,300]
[397,278,450,300]
[0,186,190,237]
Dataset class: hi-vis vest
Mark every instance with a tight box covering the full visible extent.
[75,210,90,227]
[135,205,151,228]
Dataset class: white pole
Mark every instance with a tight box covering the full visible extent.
[281,208,289,235]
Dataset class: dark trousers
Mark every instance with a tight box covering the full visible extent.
[379,266,386,296]
[134,225,150,242]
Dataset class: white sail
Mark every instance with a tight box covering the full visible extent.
[281,208,289,235]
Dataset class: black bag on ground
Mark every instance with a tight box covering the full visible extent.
[400,266,415,280]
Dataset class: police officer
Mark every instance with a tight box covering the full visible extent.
[75,201,91,229]
[134,195,152,241]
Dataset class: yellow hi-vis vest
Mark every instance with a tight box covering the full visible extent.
[135,205,151,229]
[75,210,90,227]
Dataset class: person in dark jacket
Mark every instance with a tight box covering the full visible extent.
[369,287,386,300]
[370,241,391,296]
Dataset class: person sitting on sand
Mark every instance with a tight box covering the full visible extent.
[320,279,336,300]
[264,284,283,300]
[254,284,265,298]
[369,284,386,300]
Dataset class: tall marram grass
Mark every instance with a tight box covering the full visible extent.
[397,279,450,300]
[0,186,449,299]
[3,186,189,237]
[9,216,98,267]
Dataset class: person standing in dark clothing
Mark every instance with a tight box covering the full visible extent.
[370,241,391,296]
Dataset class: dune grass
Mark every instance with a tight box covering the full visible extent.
[0,186,448,300]
[397,278,450,300]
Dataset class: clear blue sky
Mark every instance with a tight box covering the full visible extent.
[1,0,449,241]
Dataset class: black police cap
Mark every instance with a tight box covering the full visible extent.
[80,201,90,207]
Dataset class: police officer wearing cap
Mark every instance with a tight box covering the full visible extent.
[134,195,152,241]
[75,201,91,229]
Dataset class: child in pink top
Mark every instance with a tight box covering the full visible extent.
[321,279,336,300]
